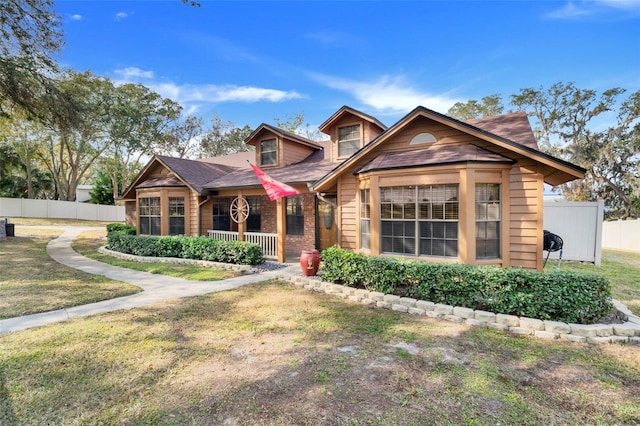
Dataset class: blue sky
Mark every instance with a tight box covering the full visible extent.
[55,0,640,130]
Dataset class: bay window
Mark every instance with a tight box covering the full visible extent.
[380,185,459,257]
[360,189,370,250]
[476,183,501,259]
[168,197,185,235]
[139,197,161,235]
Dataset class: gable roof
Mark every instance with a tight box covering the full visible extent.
[319,105,387,134]
[312,106,586,191]
[466,112,539,150]
[120,155,237,199]
[199,150,255,168]
[204,140,334,190]
[245,123,322,150]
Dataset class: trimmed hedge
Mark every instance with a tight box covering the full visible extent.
[107,234,265,266]
[320,246,613,324]
[106,223,137,235]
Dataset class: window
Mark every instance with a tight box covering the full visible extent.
[338,124,360,157]
[168,197,185,235]
[360,189,370,250]
[476,183,501,259]
[246,196,261,232]
[213,197,231,231]
[286,196,304,235]
[260,139,277,166]
[380,185,459,257]
[410,132,437,145]
[139,197,160,235]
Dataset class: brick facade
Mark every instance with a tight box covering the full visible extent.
[285,193,317,256]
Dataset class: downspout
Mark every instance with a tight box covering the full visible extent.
[307,183,338,208]
[198,195,213,236]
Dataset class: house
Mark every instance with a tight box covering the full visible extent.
[120,105,585,270]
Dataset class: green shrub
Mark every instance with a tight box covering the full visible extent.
[106,223,136,235]
[107,234,264,265]
[320,246,613,324]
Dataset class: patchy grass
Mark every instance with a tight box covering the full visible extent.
[0,236,141,319]
[546,249,640,316]
[1,281,638,425]
[72,230,240,281]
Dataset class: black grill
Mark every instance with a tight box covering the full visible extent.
[543,230,563,252]
[543,230,564,268]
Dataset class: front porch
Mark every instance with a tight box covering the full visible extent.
[207,229,302,262]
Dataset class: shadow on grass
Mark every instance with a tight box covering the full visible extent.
[1,280,639,425]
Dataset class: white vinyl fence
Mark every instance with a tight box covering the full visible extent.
[602,219,640,253]
[0,197,124,222]
[543,201,603,265]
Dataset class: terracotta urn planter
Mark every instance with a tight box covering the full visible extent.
[300,249,320,276]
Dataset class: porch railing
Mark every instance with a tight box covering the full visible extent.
[244,232,277,260]
[207,230,238,242]
[207,230,278,260]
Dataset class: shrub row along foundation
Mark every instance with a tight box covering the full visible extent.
[98,247,253,273]
[280,274,640,345]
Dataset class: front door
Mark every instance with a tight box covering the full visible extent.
[317,196,337,250]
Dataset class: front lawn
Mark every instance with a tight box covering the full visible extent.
[1,281,638,425]
[0,236,141,319]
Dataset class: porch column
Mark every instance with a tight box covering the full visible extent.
[277,197,286,262]
[237,191,246,241]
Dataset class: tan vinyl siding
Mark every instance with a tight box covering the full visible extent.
[338,175,358,249]
[188,190,199,236]
[282,140,314,166]
[200,199,213,236]
[508,164,543,270]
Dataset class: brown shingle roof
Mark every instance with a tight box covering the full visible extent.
[199,150,255,168]
[466,112,539,150]
[356,145,514,174]
[245,123,323,150]
[136,176,184,189]
[319,105,387,134]
[204,148,335,190]
[156,155,237,194]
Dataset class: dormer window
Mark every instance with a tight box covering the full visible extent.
[260,139,277,166]
[338,124,360,157]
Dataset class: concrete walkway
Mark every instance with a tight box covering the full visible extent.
[0,226,300,335]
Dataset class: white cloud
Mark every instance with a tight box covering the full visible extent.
[112,67,303,113]
[152,83,303,105]
[115,67,155,79]
[115,12,129,21]
[596,0,640,10]
[70,14,82,21]
[546,1,593,19]
[309,73,460,114]
[546,0,640,19]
